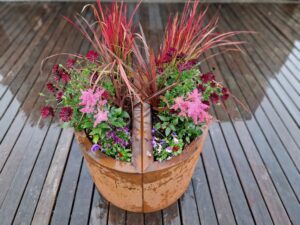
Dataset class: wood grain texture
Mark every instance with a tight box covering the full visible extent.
[0,2,300,225]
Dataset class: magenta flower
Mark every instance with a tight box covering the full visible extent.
[86,50,99,62]
[94,110,108,127]
[41,106,54,118]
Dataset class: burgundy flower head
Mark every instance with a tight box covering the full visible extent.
[202,100,210,106]
[210,92,219,104]
[61,72,70,83]
[53,68,63,81]
[221,87,230,100]
[157,67,163,74]
[176,52,186,60]
[41,106,54,119]
[66,58,76,68]
[56,91,63,102]
[169,108,176,114]
[52,64,59,74]
[197,84,206,92]
[161,47,177,64]
[201,72,215,84]
[46,82,56,93]
[102,90,110,100]
[59,107,73,122]
[177,60,196,72]
[86,50,99,62]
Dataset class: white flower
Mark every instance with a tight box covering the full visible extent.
[173,137,179,144]
[166,146,172,153]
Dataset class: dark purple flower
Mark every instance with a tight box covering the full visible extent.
[66,58,76,68]
[86,50,99,62]
[46,82,56,93]
[59,107,73,122]
[201,72,215,84]
[91,144,100,152]
[41,106,54,119]
[124,127,130,134]
[160,140,166,145]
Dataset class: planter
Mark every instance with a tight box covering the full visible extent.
[75,103,208,213]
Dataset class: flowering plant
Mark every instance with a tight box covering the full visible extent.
[40,0,245,162]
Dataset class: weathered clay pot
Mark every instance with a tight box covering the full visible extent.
[75,103,208,213]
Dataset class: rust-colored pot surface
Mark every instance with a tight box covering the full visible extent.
[75,103,208,213]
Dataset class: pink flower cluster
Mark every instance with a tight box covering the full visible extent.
[171,89,211,124]
[79,88,109,127]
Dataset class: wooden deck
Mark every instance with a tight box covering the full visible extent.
[0,2,300,225]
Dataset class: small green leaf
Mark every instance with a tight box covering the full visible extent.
[165,127,171,136]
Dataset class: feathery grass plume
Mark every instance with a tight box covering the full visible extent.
[131,0,249,107]
[63,0,143,107]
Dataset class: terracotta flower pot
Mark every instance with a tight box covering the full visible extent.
[75,103,208,213]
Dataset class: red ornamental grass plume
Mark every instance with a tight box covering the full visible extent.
[63,0,143,107]
[157,0,247,65]
[63,0,140,62]
[59,107,73,122]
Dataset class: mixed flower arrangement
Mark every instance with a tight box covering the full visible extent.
[40,0,245,162]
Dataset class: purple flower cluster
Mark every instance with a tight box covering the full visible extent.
[106,130,129,147]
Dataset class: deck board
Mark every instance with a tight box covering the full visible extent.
[0,2,300,225]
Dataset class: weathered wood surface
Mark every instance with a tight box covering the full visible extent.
[0,2,300,225]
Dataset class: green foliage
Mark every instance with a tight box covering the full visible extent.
[153,66,205,161]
